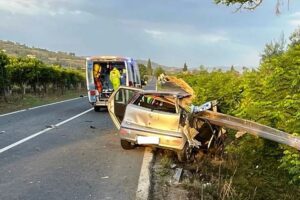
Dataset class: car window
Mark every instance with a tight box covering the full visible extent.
[133,94,177,113]
[115,88,137,104]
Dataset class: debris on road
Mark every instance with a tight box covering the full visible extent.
[35,147,41,151]
[45,125,56,128]
[173,168,183,182]
[90,125,96,129]
[170,164,177,169]
[101,176,109,179]
[0,130,5,134]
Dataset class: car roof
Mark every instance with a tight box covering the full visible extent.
[141,90,191,99]
[87,56,133,62]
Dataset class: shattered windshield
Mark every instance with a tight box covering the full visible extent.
[133,94,177,113]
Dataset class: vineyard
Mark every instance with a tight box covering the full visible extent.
[0,51,85,102]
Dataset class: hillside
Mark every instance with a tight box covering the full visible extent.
[136,59,181,73]
[0,40,181,72]
[0,40,85,69]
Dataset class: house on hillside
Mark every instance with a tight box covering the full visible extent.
[27,54,36,58]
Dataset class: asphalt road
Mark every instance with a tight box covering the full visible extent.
[0,97,144,200]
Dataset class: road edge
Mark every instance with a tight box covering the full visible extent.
[0,96,87,117]
[136,147,154,200]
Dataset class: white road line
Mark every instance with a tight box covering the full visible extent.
[0,96,87,117]
[136,147,154,200]
[0,108,93,154]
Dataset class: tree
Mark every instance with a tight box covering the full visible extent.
[236,42,300,184]
[183,62,188,72]
[154,66,165,78]
[214,0,287,14]
[199,64,206,71]
[261,36,286,61]
[146,59,153,75]
[214,0,263,10]
[138,64,147,81]
[0,51,9,102]
[289,27,300,47]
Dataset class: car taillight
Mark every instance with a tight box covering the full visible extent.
[120,128,128,135]
[172,138,182,145]
[89,90,96,96]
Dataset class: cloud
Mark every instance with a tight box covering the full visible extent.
[143,28,229,45]
[288,12,300,26]
[0,0,84,16]
[289,12,300,18]
[289,19,300,26]
[144,29,165,39]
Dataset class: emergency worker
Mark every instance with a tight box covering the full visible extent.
[93,64,102,93]
[109,67,121,90]
[93,64,101,78]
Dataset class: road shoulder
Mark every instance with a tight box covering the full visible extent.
[136,147,154,200]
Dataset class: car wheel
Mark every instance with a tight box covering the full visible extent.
[94,106,101,112]
[120,139,136,150]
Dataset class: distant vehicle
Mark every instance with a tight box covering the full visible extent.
[86,56,142,111]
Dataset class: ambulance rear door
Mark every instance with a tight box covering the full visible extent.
[86,58,96,103]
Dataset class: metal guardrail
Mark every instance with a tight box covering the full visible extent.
[197,110,300,150]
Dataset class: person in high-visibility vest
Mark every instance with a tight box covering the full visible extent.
[93,64,101,78]
[93,64,102,92]
[109,67,121,90]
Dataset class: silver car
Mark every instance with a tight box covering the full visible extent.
[107,86,223,161]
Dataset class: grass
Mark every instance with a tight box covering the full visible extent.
[0,89,86,114]
[153,145,300,200]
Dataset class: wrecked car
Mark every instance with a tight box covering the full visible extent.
[107,86,226,161]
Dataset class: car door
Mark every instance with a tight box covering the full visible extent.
[107,86,143,129]
[86,59,96,103]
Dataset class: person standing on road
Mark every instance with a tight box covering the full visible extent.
[110,67,121,90]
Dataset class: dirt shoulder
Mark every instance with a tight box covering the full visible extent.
[150,147,300,200]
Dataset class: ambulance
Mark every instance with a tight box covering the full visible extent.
[86,56,142,111]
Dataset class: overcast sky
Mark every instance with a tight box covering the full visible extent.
[0,0,300,68]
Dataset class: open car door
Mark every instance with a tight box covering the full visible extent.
[107,86,143,129]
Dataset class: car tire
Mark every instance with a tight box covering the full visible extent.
[94,106,101,112]
[120,139,136,150]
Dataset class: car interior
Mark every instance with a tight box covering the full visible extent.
[133,94,177,113]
